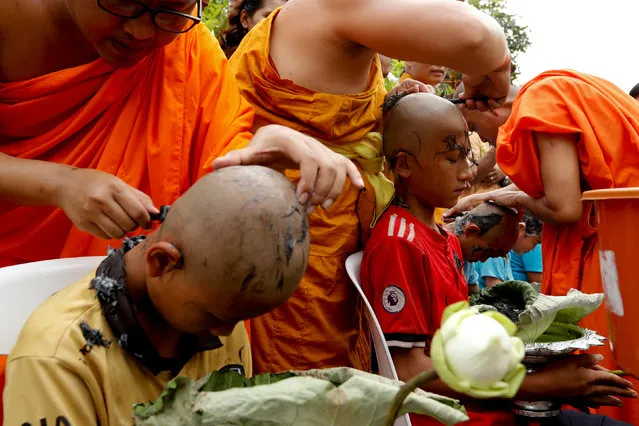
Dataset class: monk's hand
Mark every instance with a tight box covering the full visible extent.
[483,189,524,209]
[55,168,159,240]
[441,193,487,222]
[460,54,512,111]
[484,166,506,186]
[213,125,365,213]
[533,354,637,409]
[387,79,436,97]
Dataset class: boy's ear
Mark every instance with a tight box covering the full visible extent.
[463,222,481,238]
[393,152,412,179]
[145,242,184,278]
[518,222,526,235]
[240,10,250,29]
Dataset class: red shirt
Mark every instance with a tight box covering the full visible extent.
[361,206,515,426]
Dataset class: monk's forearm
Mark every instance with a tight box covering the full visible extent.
[0,153,72,207]
[514,192,582,224]
[336,0,508,75]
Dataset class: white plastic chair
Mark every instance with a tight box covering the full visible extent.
[0,256,105,354]
[346,251,412,426]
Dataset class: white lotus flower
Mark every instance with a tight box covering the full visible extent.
[431,301,526,398]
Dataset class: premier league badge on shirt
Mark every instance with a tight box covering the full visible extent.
[382,285,406,313]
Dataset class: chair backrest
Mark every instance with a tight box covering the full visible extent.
[345,251,412,426]
[0,257,105,354]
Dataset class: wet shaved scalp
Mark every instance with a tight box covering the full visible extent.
[453,201,518,236]
[382,93,469,165]
[161,166,309,312]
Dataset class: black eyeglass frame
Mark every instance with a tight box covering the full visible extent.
[97,0,202,33]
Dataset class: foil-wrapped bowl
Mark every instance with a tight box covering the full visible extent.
[523,326,606,365]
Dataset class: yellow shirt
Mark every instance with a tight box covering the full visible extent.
[3,271,251,426]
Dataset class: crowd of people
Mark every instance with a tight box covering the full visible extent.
[2,0,639,424]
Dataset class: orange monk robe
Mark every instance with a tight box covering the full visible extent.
[230,8,390,373]
[0,24,254,267]
[496,69,639,422]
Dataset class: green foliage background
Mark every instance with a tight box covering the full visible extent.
[202,0,231,37]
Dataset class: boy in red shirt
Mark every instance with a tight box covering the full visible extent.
[361,92,635,426]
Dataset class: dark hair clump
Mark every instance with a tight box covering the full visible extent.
[218,0,264,58]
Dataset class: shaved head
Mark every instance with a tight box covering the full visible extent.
[383,92,468,160]
[448,201,520,262]
[155,166,309,326]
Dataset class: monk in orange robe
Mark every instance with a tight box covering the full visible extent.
[229,0,513,373]
[447,70,639,422]
[0,0,362,268]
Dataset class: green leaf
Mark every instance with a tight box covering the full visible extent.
[198,369,246,392]
[246,371,297,387]
[133,376,198,425]
[535,322,584,343]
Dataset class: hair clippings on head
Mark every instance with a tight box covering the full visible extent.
[449,97,491,105]
[485,200,520,216]
[150,205,171,223]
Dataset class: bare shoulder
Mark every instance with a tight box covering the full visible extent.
[269,0,375,93]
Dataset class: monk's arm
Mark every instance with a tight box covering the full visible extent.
[330,0,509,75]
[0,152,156,239]
[0,152,70,206]
[512,132,582,223]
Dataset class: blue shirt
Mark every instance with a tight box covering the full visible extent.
[464,261,479,286]
[510,244,543,281]
[475,256,514,289]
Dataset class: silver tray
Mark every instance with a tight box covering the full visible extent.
[524,328,605,362]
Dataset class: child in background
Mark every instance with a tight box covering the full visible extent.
[475,211,542,288]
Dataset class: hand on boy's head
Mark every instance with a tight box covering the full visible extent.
[213,125,364,213]
[142,166,310,336]
[387,79,435,98]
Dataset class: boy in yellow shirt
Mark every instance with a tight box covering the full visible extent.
[3,165,310,426]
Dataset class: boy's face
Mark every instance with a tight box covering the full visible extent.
[462,226,517,262]
[405,115,473,209]
[147,273,244,337]
[143,245,290,337]
[513,233,542,255]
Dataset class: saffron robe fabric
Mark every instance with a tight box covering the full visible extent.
[230,8,387,373]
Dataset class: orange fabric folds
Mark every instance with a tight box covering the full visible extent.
[0,25,254,267]
[230,8,385,373]
[497,69,639,422]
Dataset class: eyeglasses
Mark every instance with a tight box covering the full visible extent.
[98,0,202,33]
